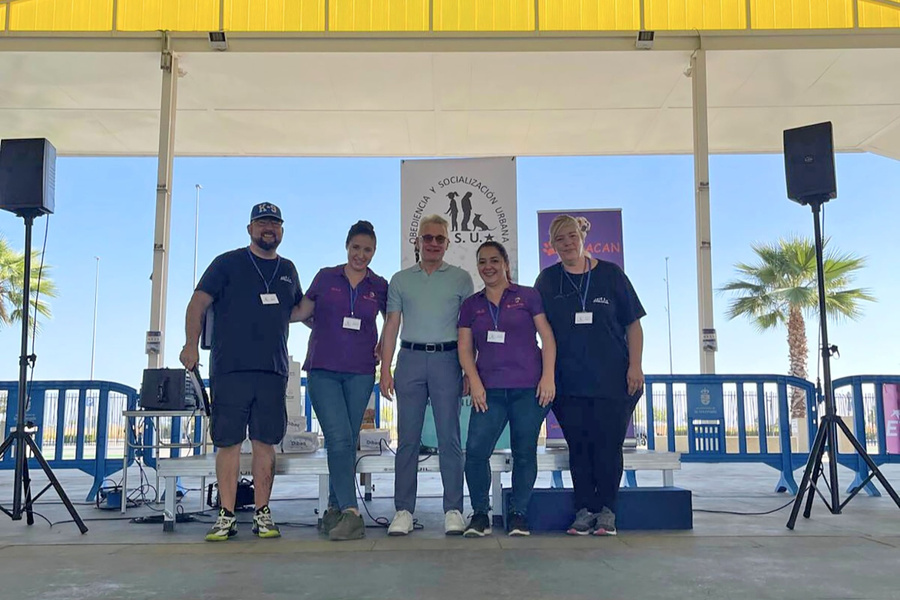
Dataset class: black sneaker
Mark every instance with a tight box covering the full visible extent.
[507,512,530,537]
[463,512,492,537]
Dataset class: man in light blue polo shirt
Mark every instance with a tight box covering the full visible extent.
[380,214,474,536]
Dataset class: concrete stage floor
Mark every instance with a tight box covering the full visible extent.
[0,461,898,600]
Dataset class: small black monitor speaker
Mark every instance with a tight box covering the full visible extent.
[0,138,56,216]
[783,122,836,204]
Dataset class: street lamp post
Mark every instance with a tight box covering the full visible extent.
[193,184,202,289]
[90,256,100,380]
[665,256,674,376]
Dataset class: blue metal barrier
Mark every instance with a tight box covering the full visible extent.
[635,375,821,494]
[833,375,900,497]
[0,380,138,502]
[137,413,206,469]
[4,373,895,502]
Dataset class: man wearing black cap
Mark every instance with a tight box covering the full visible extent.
[180,202,303,541]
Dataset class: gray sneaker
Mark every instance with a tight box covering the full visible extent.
[593,507,617,536]
[320,507,341,535]
[566,508,595,536]
[329,511,366,541]
[204,508,237,542]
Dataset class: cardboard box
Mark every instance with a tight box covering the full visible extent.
[361,391,377,430]
[285,358,303,417]
[358,428,391,453]
[281,431,319,454]
[286,415,307,433]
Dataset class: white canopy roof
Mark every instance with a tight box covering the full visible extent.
[1,32,898,159]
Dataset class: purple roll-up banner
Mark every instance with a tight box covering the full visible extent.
[536,210,636,447]
[538,209,624,271]
[884,384,900,455]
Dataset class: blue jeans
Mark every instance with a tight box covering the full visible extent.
[307,369,375,511]
[465,387,550,515]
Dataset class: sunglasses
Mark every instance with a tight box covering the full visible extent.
[420,234,448,244]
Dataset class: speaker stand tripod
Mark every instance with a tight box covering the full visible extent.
[786,197,900,529]
[0,211,87,533]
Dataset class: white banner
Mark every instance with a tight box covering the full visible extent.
[400,157,518,287]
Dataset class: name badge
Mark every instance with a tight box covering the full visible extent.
[487,330,506,344]
[260,293,279,305]
[343,317,362,331]
[575,311,593,325]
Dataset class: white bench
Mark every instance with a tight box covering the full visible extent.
[157,447,681,532]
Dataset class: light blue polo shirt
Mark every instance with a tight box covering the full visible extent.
[387,262,474,344]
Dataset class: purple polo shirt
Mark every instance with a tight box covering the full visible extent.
[457,284,545,389]
[303,265,388,375]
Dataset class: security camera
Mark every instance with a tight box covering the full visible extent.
[208,31,227,51]
[636,30,654,50]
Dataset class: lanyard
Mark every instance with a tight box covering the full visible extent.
[246,248,281,294]
[561,257,591,312]
[486,296,502,331]
[348,281,360,317]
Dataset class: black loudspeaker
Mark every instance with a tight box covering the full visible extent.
[783,122,837,204]
[0,138,56,216]
[139,368,200,411]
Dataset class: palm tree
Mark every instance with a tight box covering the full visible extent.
[720,236,874,418]
[0,236,57,331]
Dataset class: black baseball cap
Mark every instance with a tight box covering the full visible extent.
[250,202,283,223]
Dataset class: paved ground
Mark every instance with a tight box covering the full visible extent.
[0,460,898,600]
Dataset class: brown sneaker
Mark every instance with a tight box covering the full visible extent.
[320,507,341,535]
[329,511,365,541]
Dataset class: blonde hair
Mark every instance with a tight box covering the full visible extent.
[549,214,584,243]
[419,214,450,237]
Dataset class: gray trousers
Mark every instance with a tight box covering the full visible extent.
[393,348,463,513]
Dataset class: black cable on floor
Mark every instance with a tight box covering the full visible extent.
[26,510,53,527]
[693,498,795,516]
[352,440,397,529]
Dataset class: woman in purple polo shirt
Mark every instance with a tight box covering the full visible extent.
[293,220,387,541]
[458,241,556,537]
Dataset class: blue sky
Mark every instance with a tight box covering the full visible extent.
[1,152,898,389]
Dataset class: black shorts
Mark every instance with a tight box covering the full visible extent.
[210,371,288,447]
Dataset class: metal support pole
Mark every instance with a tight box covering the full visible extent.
[193,184,201,289]
[665,256,674,375]
[11,214,35,517]
[690,49,716,374]
[90,256,100,380]
[811,202,842,513]
[147,33,178,369]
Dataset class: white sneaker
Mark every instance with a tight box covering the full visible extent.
[388,510,414,536]
[444,509,466,535]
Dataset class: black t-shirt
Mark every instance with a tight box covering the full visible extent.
[534,259,646,399]
[197,248,303,377]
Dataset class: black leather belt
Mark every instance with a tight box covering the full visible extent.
[400,340,458,353]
